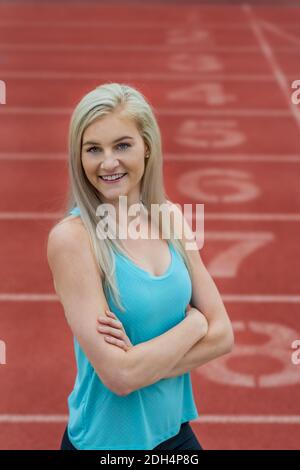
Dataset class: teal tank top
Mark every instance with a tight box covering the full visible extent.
[66,206,199,450]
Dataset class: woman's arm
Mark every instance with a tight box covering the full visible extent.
[123,308,208,394]
[162,202,235,378]
[163,314,233,378]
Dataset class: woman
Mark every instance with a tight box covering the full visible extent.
[47,83,234,450]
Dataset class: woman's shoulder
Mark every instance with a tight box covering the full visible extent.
[48,206,93,260]
[48,212,84,242]
[47,211,105,281]
[47,216,87,258]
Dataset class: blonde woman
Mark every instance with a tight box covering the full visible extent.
[47,83,234,451]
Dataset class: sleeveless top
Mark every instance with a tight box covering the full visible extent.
[66,205,199,450]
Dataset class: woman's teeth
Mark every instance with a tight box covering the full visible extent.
[99,173,127,183]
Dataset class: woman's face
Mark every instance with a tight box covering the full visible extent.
[81,112,148,206]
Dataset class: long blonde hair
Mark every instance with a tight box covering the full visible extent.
[58,82,193,312]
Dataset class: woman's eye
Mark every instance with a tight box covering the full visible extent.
[87,143,130,153]
[87,146,99,153]
[117,143,130,151]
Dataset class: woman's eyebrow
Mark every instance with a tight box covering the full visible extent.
[82,136,134,146]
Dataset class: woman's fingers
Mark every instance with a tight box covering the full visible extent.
[98,316,123,329]
[97,310,133,351]
[106,309,115,316]
[105,311,126,331]
[104,336,129,351]
[105,309,117,319]
[97,324,123,338]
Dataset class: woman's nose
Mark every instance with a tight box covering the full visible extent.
[100,157,119,171]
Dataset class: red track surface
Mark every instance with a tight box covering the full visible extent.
[0,1,300,450]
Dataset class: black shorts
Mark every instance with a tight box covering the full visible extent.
[60,421,203,451]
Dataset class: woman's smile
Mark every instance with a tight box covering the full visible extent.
[98,173,128,184]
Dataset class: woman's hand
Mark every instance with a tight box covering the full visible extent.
[97,309,133,352]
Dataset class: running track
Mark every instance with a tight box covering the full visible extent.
[0,1,300,450]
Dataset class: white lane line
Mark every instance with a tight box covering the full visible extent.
[0,72,275,81]
[165,154,300,162]
[0,212,299,222]
[222,295,300,303]
[1,153,300,163]
[206,231,276,240]
[194,415,300,424]
[260,21,300,48]
[0,44,298,53]
[0,414,300,424]
[0,153,67,160]
[0,294,299,303]
[0,21,253,29]
[0,415,68,423]
[0,107,291,117]
[0,212,63,220]
[244,5,300,131]
[0,211,300,221]
[0,44,263,53]
[204,213,300,221]
[0,294,59,302]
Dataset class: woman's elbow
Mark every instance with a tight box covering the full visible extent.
[222,323,235,354]
[112,372,132,397]
[211,317,234,356]
[95,368,130,397]
[106,379,130,397]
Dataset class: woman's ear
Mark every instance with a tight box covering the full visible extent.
[144,143,150,158]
